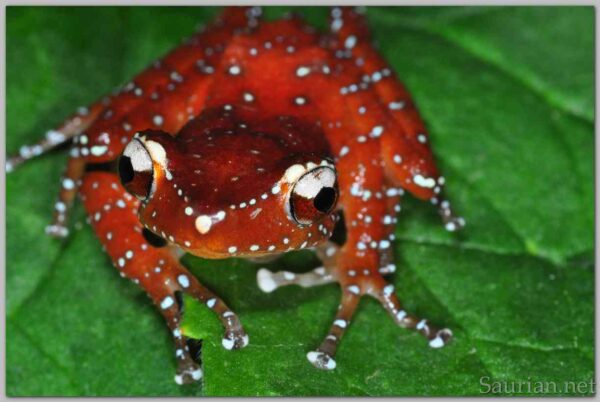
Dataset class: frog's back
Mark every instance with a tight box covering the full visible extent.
[166,107,332,212]
[200,17,342,126]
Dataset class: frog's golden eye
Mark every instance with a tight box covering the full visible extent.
[119,139,154,200]
[288,166,338,225]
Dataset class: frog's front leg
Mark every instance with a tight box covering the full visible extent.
[257,265,335,293]
[258,142,452,370]
[311,208,452,368]
[80,171,247,384]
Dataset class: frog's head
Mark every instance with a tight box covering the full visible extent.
[118,107,339,258]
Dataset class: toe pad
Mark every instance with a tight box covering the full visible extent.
[307,351,337,370]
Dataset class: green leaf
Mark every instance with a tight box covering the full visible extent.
[7,6,593,396]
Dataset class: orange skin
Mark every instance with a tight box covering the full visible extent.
[7,7,464,383]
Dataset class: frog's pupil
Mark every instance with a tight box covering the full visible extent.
[118,156,134,184]
[314,187,336,213]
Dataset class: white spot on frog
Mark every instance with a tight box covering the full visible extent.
[413,174,436,188]
[195,215,212,234]
[257,268,277,293]
[160,296,174,309]
[177,274,190,288]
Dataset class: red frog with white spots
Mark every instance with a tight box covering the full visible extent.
[8,6,465,384]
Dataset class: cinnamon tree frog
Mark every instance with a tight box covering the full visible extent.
[7,6,464,384]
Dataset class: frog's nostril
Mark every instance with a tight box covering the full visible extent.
[118,156,135,184]
[314,187,337,213]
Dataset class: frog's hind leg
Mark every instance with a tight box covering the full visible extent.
[327,6,465,232]
[6,5,258,172]
[5,102,105,172]
[7,100,106,238]
[80,171,248,384]
[9,5,265,239]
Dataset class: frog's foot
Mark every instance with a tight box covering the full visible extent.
[7,102,104,238]
[172,334,203,385]
[257,242,339,293]
[175,361,203,385]
[166,277,249,353]
[307,271,452,370]
[139,259,249,385]
[307,290,359,370]
[8,108,104,228]
[256,242,451,370]
[257,266,335,293]
[144,262,249,384]
[221,319,250,350]
[305,274,452,371]
[165,280,248,383]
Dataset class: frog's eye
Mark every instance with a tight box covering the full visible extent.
[288,166,338,225]
[119,139,154,200]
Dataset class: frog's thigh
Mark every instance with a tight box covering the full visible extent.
[79,171,248,384]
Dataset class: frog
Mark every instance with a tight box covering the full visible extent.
[7,6,465,384]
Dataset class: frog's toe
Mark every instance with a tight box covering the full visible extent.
[307,350,337,370]
[222,330,249,350]
[437,197,466,232]
[256,266,335,293]
[443,215,466,232]
[174,362,203,385]
[45,223,69,238]
[428,328,453,348]
[373,281,454,349]
[256,268,278,293]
